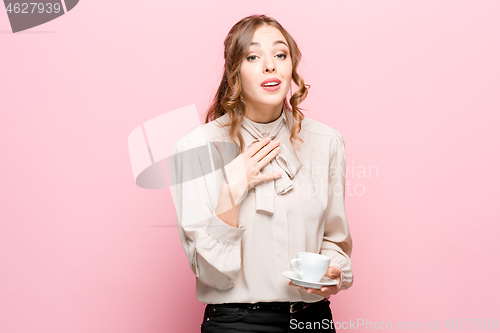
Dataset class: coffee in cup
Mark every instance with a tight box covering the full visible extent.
[290,252,330,283]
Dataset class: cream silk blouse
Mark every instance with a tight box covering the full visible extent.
[171,109,353,304]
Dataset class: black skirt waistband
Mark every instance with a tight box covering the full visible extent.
[206,297,329,314]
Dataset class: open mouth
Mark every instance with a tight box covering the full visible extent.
[261,78,281,91]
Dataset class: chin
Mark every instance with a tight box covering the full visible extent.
[258,94,287,105]
[260,100,286,108]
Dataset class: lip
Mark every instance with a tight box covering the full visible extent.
[261,78,282,87]
[260,77,281,87]
[260,77,281,91]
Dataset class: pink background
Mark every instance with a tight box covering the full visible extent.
[1,0,499,332]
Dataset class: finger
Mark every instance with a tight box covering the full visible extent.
[252,139,278,162]
[309,288,331,298]
[327,266,341,279]
[260,171,283,183]
[256,144,280,171]
[308,286,327,293]
[307,289,324,296]
[247,137,272,157]
[255,141,280,167]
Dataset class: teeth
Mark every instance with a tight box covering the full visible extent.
[264,82,279,86]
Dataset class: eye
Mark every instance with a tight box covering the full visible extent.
[276,53,287,60]
[247,55,258,61]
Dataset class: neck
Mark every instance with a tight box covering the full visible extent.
[244,102,283,124]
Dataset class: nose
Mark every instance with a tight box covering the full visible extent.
[265,66,276,73]
[264,59,276,73]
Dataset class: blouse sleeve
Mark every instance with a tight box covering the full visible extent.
[320,131,354,291]
[172,135,247,290]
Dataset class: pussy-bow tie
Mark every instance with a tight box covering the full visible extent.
[240,110,303,215]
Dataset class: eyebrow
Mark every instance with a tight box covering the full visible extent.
[249,40,289,48]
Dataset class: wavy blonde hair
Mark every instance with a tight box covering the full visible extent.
[205,14,310,153]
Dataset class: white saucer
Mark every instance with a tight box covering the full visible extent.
[282,271,338,289]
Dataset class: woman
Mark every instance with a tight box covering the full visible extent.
[172,14,353,332]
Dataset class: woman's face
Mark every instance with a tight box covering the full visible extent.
[240,25,293,111]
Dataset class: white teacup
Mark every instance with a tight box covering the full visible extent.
[290,252,330,283]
